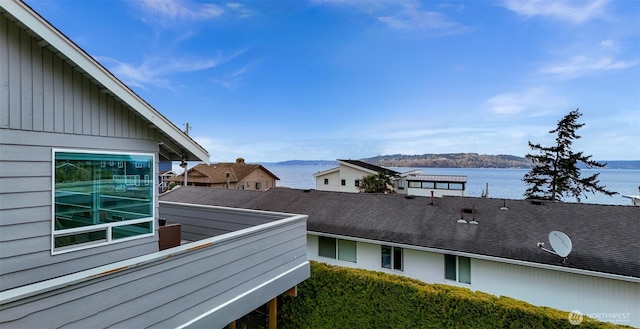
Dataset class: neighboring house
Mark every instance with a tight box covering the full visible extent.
[401,173,467,197]
[159,169,178,193]
[0,2,308,328]
[314,159,400,193]
[315,159,467,196]
[160,187,640,327]
[167,158,279,191]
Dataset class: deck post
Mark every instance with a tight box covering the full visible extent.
[268,297,277,329]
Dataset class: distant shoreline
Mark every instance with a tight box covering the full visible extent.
[260,156,640,170]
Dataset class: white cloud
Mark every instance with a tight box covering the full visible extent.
[502,0,611,24]
[486,87,568,115]
[137,0,224,21]
[96,50,244,90]
[540,55,639,78]
[313,0,470,34]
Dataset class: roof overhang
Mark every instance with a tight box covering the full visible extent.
[1,1,210,164]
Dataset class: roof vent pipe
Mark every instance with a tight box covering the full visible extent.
[457,211,467,223]
[469,205,478,224]
[500,199,509,210]
[226,172,230,189]
[430,191,435,205]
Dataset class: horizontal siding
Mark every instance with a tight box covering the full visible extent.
[0,216,309,328]
[159,203,280,241]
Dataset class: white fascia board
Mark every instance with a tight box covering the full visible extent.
[2,0,209,163]
[308,231,640,284]
[313,167,340,177]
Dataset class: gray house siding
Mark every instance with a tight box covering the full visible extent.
[0,12,163,291]
[0,205,309,329]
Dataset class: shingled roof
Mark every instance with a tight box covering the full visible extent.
[160,187,640,280]
[166,160,279,184]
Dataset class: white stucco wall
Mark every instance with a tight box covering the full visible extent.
[306,234,639,327]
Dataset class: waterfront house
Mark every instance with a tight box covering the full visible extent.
[160,187,640,327]
[167,158,279,191]
[315,159,467,196]
[0,1,309,327]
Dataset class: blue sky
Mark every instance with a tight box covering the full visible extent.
[26,0,640,162]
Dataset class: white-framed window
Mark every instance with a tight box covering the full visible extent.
[318,236,357,263]
[381,245,403,271]
[52,149,155,254]
[396,179,404,190]
[444,254,471,284]
[408,181,421,188]
[324,178,329,185]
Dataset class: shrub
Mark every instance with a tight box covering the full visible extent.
[279,262,629,329]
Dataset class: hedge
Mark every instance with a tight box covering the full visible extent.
[279,261,630,329]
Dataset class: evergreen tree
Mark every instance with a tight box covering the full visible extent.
[523,109,616,202]
[358,172,395,194]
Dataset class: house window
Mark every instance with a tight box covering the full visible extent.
[355,179,360,187]
[53,150,155,253]
[449,183,464,190]
[422,182,435,189]
[396,180,404,190]
[318,236,357,263]
[324,178,329,185]
[255,182,262,189]
[341,179,346,186]
[381,245,403,271]
[436,182,448,189]
[408,181,421,188]
[444,255,471,284]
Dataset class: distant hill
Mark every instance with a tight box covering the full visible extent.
[262,160,338,166]
[362,153,533,168]
[262,156,640,169]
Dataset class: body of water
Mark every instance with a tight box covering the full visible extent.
[264,164,640,206]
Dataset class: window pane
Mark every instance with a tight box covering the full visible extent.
[408,181,421,188]
[444,254,457,280]
[422,182,434,189]
[112,222,153,240]
[436,182,448,189]
[393,247,403,270]
[449,183,464,190]
[458,256,471,284]
[54,229,107,248]
[338,239,357,263]
[381,245,391,269]
[318,236,336,259]
[55,152,153,231]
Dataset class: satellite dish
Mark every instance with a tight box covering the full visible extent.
[548,231,572,258]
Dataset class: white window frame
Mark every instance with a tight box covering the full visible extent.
[444,254,471,284]
[318,236,357,263]
[51,148,156,255]
[381,245,403,271]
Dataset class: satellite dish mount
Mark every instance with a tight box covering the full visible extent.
[537,231,573,264]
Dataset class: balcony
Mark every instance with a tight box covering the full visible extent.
[0,201,309,328]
